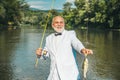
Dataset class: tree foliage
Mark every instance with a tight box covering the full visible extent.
[62,0,120,29]
[0,0,29,29]
[1,0,120,30]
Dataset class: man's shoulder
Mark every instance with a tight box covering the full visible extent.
[65,30,76,34]
[46,33,54,39]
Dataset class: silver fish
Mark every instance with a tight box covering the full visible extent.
[82,54,88,80]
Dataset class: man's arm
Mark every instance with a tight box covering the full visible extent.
[71,31,93,55]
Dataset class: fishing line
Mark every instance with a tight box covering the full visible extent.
[82,0,91,79]
[35,0,55,68]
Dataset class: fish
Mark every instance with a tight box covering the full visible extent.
[82,54,88,80]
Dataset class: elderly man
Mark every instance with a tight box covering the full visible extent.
[36,16,93,80]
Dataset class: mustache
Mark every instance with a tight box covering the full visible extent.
[53,27,64,33]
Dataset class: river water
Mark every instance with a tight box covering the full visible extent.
[0,28,120,80]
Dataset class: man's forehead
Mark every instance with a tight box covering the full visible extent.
[54,17,64,20]
[52,16,64,23]
[54,19,64,22]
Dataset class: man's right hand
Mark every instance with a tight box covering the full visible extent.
[36,48,42,57]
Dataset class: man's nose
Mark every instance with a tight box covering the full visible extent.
[58,22,61,25]
[57,22,62,25]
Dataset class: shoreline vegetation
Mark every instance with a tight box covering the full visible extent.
[0,0,120,30]
[2,24,120,32]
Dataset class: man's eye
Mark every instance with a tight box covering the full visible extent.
[55,22,58,24]
[60,22,63,24]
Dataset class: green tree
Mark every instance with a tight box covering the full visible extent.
[105,0,120,28]
[74,0,100,28]
[0,0,29,29]
[62,2,75,29]
[0,1,6,27]
[74,0,120,29]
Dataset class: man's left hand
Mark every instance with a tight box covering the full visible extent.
[81,48,93,55]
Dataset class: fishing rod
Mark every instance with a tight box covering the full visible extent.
[35,0,55,68]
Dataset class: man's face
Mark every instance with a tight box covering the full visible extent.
[52,16,65,33]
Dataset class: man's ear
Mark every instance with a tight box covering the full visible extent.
[52,23,54,28]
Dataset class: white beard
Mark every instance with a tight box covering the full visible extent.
[53,26,65,33]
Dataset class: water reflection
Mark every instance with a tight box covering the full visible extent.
[0,30,21,80]
[76,29,120,80]
[0,29,120,80]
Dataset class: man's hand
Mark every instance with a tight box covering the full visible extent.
[36,48,42,57]
[81,48,93,55]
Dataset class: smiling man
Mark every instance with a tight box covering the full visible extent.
[36,16,93,80]
[52,16,65,33]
